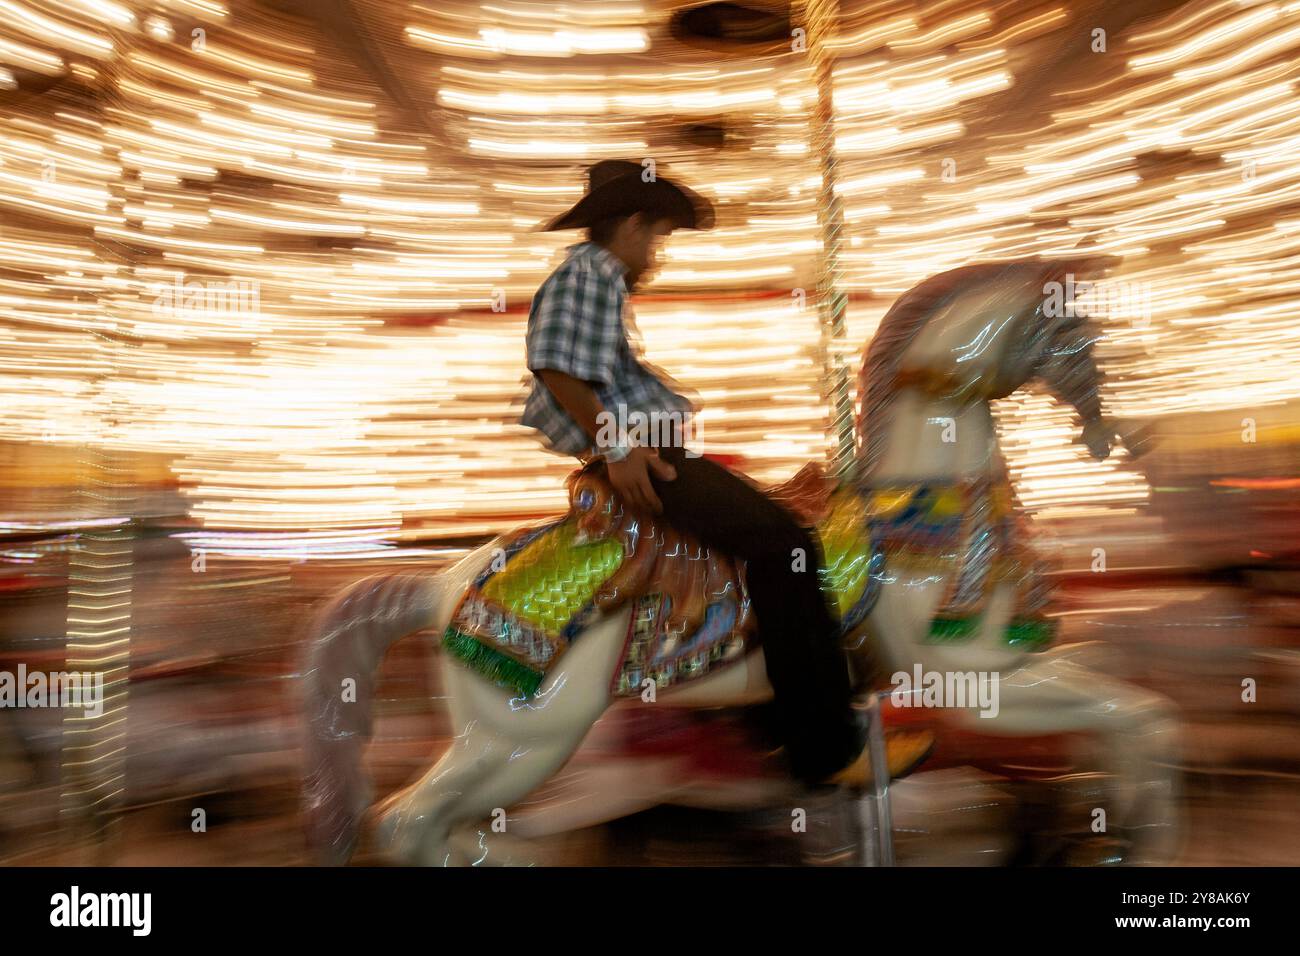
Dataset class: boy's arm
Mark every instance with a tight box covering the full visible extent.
[528,263,676,512]
[535,369,606,445]
[535,369,676,514]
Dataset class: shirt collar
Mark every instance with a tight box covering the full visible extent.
[571,241,628,289]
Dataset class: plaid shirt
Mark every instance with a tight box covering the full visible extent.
[521,241,694,457]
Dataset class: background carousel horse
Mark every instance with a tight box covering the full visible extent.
[301,256,1183,866]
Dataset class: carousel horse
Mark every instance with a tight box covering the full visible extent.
[302,257,1183,866]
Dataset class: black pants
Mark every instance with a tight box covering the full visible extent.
[650,446,863,783]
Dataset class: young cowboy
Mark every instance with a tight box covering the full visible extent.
[522,160,921,786]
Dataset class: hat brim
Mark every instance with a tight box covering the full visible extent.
[541,172,714,231]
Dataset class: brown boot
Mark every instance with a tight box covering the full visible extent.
[823,728,935,788]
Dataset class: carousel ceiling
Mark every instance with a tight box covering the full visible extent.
[0,0,1297,547]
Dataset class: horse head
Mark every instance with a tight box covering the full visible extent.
[856,255,1141,474]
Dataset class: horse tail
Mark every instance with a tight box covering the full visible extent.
[301,571,448,864]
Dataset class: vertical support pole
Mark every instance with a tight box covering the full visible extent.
[797,0,856,477]
[857,692,894,866]
[869,691,895,865]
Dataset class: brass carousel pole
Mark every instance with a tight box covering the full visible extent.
[797,0,856,478]
[796,0,895,866]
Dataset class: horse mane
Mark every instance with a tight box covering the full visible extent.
[857,262,1021,477]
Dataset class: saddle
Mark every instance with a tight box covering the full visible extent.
[441,461,1057,700]
[441,461,878,699]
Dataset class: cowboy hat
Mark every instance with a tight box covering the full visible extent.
[541,159,715,231]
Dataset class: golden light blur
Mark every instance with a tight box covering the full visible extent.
[4,0,1299,551]
[1,0,1298,867]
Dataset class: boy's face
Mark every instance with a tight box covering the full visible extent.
[614,214,674,289]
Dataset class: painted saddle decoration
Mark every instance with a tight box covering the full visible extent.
[441,458,1058,701]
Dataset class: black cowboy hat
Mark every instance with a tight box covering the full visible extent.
[541,159,715,231]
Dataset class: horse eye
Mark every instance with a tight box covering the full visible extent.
[576,488,595,511]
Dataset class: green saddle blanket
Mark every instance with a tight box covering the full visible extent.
[441,476,1057,699]
[442,486,878,699]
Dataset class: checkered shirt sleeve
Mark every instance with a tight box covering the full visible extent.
[526,256,623,387]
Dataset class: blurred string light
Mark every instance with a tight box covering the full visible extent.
[0,0,1297,547]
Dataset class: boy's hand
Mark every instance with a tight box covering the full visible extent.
[607,447,677,515]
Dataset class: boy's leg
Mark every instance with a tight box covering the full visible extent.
[650,448,863,783]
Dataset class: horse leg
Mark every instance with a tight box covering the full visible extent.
[375,609,632,865]
[948,651,1184,862]
[869,580,1182,861]
[372,718,513,866]
[437,731,610,866]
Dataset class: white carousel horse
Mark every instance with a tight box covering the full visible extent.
[301,257,1182,866]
